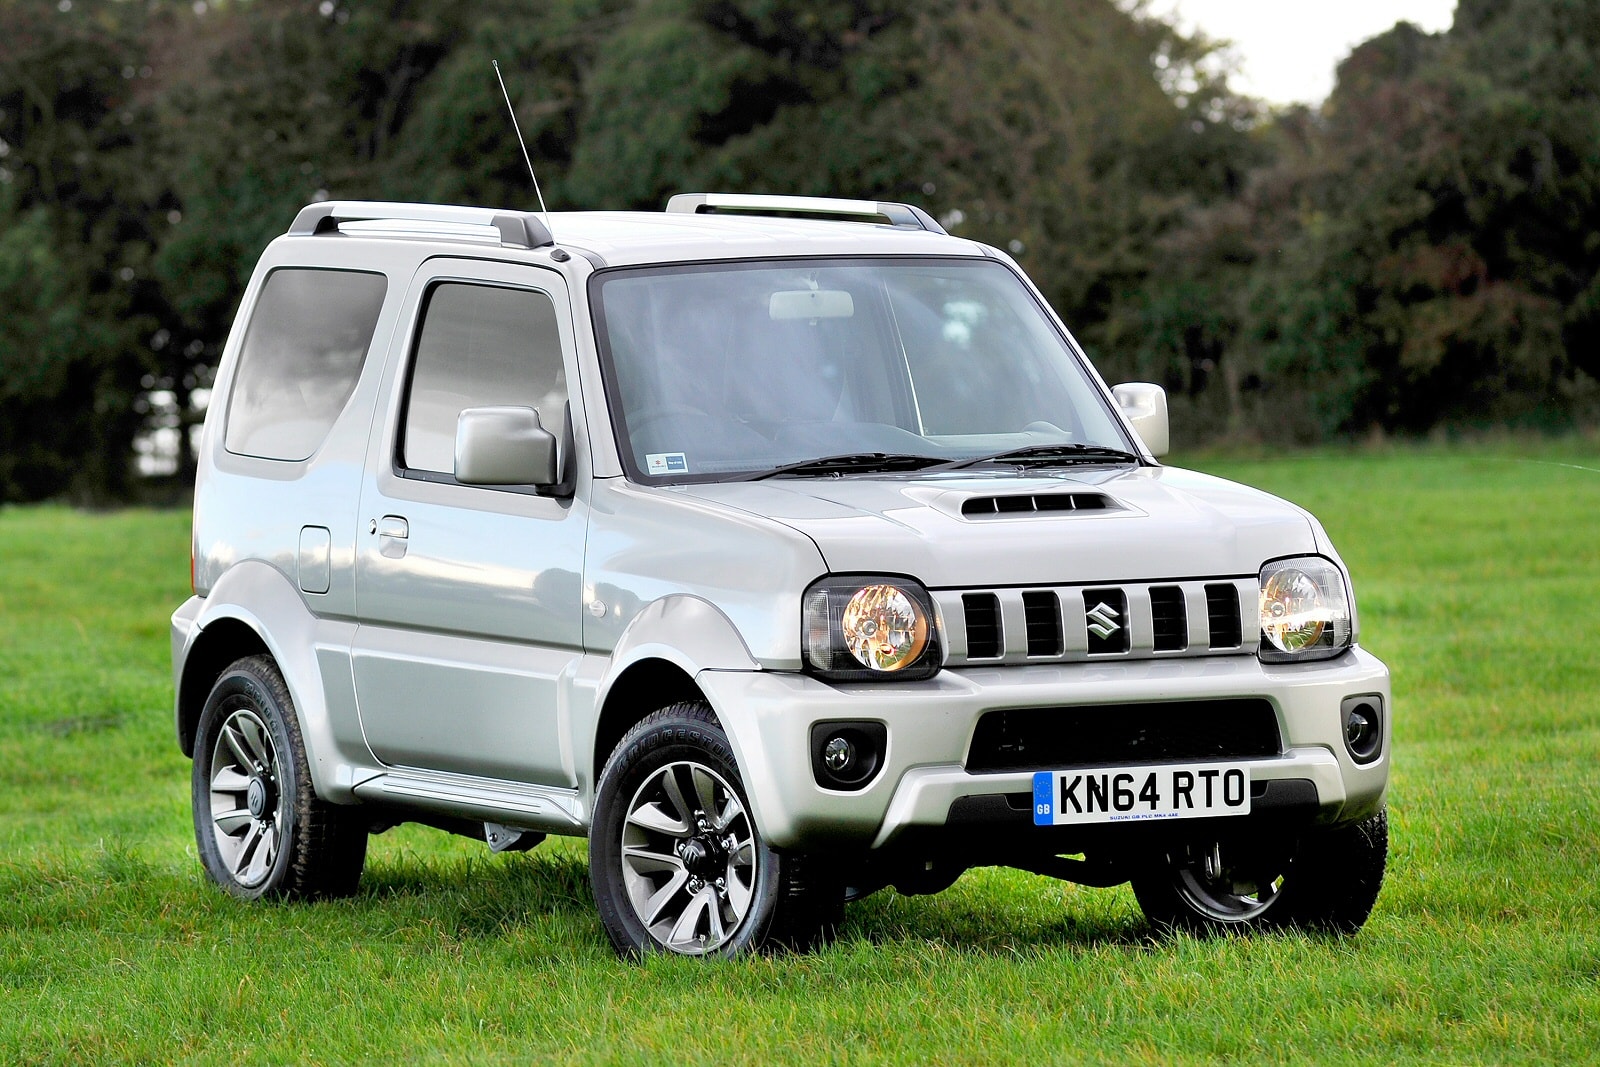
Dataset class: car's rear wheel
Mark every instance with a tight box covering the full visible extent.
[1132,808,1387,935]
[192,656,367,900]
[589,702,841,956]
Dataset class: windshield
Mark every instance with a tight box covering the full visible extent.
[592,258,1134,482]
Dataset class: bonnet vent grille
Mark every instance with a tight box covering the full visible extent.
[961,493,1113,518]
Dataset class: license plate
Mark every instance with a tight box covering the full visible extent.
[1031,763,1252,826]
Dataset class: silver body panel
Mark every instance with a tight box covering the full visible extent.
[174,205,1391,854]
[349,258,588,786]
[677,466,1320,590]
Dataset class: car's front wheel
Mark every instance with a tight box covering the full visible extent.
[1132,808,1388,935]
[192,655,368,900]
[589,702,840,956]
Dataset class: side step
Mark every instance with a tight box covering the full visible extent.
[352,767,584,835]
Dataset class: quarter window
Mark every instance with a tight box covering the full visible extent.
[401,283,567,476]
[224,268,387,461]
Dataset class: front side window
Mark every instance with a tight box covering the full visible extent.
[225,268,387,461]
[401,283,567,476]
[592,258,1132,482]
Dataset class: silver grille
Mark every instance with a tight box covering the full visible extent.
[934,578,1256,665]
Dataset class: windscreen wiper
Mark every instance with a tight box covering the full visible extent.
[737,452,950,481]
[938,443,1143,471]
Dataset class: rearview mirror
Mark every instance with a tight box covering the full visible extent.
[770,289,854,320]
[455,406,559,486]
[1112,383,1169,458]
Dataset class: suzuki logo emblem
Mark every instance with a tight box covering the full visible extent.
[1086,601,1122,640]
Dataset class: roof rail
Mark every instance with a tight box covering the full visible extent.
[287,201,555,250]
[665,193,947,235]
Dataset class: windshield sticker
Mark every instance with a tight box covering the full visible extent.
[646,452,689,475]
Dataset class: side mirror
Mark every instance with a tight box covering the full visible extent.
[455,406,559,486]
[1112,383,1169,458]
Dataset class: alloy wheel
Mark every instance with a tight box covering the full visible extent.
[619,760,757,954]
[206,706,287,889]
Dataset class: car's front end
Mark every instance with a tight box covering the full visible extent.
[672,470,1390,889]
[581,226,1391,939]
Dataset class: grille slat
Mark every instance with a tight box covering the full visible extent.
[1022,591,1063,657]
[938,579,1252,665]
[966,699,1282,773]
[1206,583,1243,649]
[963,593,1002,659]
[1150,585,1187,652]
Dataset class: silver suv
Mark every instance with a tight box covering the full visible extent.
[171,194,1390,956]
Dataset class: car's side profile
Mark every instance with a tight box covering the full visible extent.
[173,196,1390,956]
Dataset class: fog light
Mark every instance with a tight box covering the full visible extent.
[1345,709,1373,746]
[1340,695,1384,764]
[823,735,855,774]
[809,721,887,791]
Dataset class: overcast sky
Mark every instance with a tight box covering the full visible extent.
[1154,0,1459,105]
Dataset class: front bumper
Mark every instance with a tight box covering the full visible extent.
[697,647,1390,851]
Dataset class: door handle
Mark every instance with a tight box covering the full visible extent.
[375,515,409,559]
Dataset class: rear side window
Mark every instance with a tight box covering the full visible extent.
[401,283,567,476]
[224,268,387,461]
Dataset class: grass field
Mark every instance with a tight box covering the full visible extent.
[2,439,1598,1065]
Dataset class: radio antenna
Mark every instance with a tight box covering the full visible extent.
[492,59,554,241]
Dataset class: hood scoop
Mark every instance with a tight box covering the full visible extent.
[960,492,1118,518]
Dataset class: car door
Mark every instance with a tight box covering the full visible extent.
[351,258,587,786]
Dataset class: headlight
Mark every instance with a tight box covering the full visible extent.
[804,576,942,681]
[1258,556,1352,663]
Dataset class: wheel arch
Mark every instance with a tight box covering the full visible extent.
[174,560,359,803]
[590,658,706,785]
[177,617,270,757]
[586,595,759,790]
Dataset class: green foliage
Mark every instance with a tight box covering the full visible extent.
[1120,2,1600,443]
[0,2,161,500]
[1,0,1597,498]
[4,442,1600,1062]
[0,0,1260,500]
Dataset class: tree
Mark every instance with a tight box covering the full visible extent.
[1131,1,1600,442]
[23,0,1596,497]
[0,1,161,500]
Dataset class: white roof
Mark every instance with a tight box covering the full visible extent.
[289,200,990,268]
[541,210,988,266]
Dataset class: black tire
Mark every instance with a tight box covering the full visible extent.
[192,655,368,900]
[1132,808,1387,936]
[589,702,841,957]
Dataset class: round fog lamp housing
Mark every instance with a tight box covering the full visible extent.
[809,721,888,790]
[1341,695,1384,764]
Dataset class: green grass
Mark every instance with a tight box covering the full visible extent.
[3,439,1599,1064]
